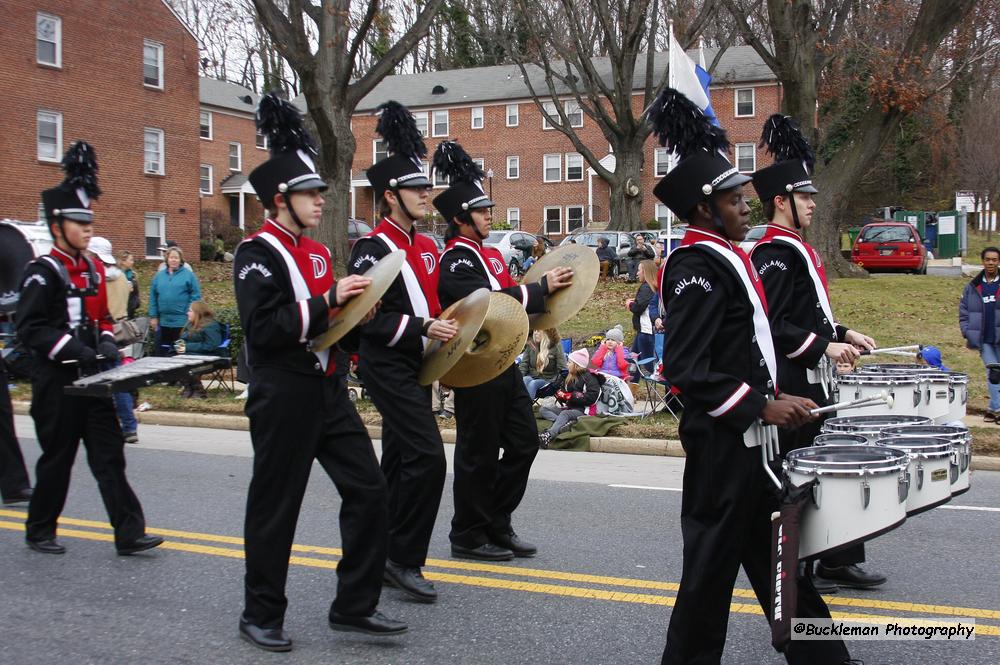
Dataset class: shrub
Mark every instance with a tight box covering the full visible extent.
[200,239,215,261]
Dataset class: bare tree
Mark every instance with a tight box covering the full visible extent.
[722,0,981,275]
[956,90,1000,233]
[506,0,720,231]
[252,0,446,269]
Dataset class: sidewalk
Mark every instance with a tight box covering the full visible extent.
[12,400,999,472]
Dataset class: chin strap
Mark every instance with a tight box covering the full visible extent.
[707,198,727,237]
[284,192,306,230]
[789,194,802,230]
[395,188,422,225]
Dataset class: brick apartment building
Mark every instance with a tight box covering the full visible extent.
[197,78,268,232]
[346,47,781,237]
[0,0,201,259]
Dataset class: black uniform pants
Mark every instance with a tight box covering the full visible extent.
[662,428,849,665]
[0,359,31,499]
[243,368,387,627]
[451,365,539,548]
[26,366,145,547]
[778,386,865,569]
[361,350,446,568]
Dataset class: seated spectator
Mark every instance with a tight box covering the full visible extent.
[538,348,602,448]
[176,301,225,398]
[519,328,567,399]
[596,237,616,281]
[591,325,629,380]
[626,234,655,281]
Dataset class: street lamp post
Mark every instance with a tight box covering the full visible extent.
[486,169,494,200]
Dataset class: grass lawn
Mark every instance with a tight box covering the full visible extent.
[10,256,1000,455]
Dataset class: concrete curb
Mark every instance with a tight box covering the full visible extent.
[11,401,1000,471]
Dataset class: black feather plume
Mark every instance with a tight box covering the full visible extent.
[375,101,427,162]
[256,91,317,155]
[60,141,101,199]
[645,88,730,160]
[431,141,484,185]
[759,114,815,171]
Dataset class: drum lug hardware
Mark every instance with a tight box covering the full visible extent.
[916,461,924,490]
[912,389,920,409]
[811,482,821,509]
[898,472,910,503]
[950,458,959,484]
[860,478,870,509]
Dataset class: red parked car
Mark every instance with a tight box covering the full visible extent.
[851,222,927,273]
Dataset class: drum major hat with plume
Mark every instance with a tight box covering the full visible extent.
[365,100,432,199]
[646,88,750,220]
[751,114,818,228]
[42,141,101,224]
[431,140,495,223]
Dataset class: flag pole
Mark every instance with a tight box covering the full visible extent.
[665,19,675,241]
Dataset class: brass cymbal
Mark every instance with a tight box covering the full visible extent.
[438,292,530,388]
[417,288,492,386]
[309,250,406,352]
[521,244,599,330]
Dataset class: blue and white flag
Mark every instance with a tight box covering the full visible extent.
[669,32,718,126]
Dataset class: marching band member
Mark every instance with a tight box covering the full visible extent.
[16,142,162,557]
[648,90,853,665]
[749,115,884,592]
[432,141,572,561]
[235,94,405,652]
[349,101,457,604]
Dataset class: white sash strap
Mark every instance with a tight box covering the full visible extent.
[444,240,502,290]
[773,236,837,336]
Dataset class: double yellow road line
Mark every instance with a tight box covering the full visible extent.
[1,508,997,636]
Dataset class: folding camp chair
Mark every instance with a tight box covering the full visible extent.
[202,323,236,393]
[633,356,682,421]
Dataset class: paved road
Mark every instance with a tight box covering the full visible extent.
[2,415,998,665]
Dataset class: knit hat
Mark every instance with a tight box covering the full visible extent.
[568,348,590,369]
[605,325,624,343]
[919,345,948,371]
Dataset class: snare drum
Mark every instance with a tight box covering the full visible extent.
[878,425,971,497]
[918,374,952,423]
[875,437,953,515]
[836,373,921,416]
[813,433,868,447]
[821,414,932,443]
[784,445,910,559]
[857,363,929,373]
[946,372,969,422]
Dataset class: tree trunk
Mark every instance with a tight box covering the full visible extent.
[311,104,356,275]
[606,142,645,231]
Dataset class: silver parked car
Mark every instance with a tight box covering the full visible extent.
[483,230,539,277]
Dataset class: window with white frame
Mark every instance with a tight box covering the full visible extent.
[655,203,669,225]
[565,100,584,128]
[36,13,61,67]
[143,40,164,89]
[229,142,242,171]
[565,153,584,181]
[143,128,164,174]
[199,111,212,140]
[471,106,484,129]
[144,213,165,257]
[543,154,561,182]
[37,201,46,222]
[373,139,387,163]
[37,110,62,162]
[541,102,559,130]
[735,88,755,117]
[566,205,585,233]
[432,110,449,137]
[654,148,670,177]
[256,130,267,150]
[434,168,450,188]
[413,111,429,137]
[506,103,519,127]
[544,206,562,235]
[506,156,520,179]
[473,158,485,172]
[199,165,213,195]
[507,208,520,229]
[736,144,756,173]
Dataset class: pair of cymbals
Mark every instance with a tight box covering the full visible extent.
[418,288,530,387]
[521,244,599,330]
[309,250,406,352]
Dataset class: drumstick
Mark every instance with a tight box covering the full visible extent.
[858,344,921,355]
[809,391,893,415]
[859,349,918,357]
[62,354,107,365]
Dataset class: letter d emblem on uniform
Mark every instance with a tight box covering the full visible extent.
[489,257,504,274]
[421,252,437,273]
[309,254,327,279]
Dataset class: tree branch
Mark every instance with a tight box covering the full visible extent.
[720,0,779,72]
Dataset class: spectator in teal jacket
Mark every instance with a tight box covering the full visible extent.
[149,247,202,356]
[177,301,225,398]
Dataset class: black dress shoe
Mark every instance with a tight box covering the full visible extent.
[816,563,886,589]
[383,560,437,603]
[26,538,66,554]
[116,534,165,556]
[490,530,538,557]
[451,542,515,561]
[798,561,837,594]
[329,610,408,636]
[239,618,292,652]
[2,488,33,505]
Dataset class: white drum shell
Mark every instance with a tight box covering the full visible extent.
[821,415,932,444]
[918,376,952,424]
[785,446,909,560]
[946,373,969,423]
[877,426,971,496]
[836,374,921,417]
[876,437,953,515]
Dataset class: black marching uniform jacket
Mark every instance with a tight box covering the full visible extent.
[659,227,848,665]
[348,217,446,569]
[437,236,546,548]
[235,220,387,627]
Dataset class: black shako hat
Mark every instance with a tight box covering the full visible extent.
[431,140,494,221]
[751,114,818,202]
[42,141,102,223]
[366,101,431,198]
[646,88,750,219]
[248,92,326,206]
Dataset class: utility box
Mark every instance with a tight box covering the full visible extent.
[936,210,961,259]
